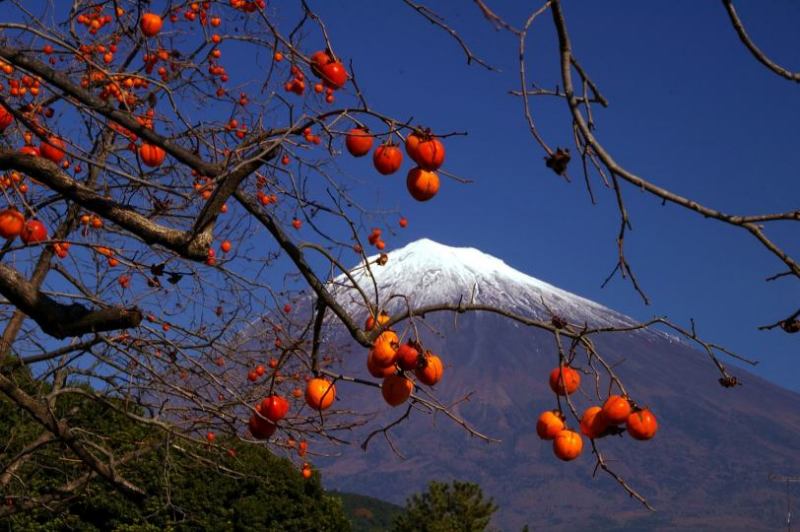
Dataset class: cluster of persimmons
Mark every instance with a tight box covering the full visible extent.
[0,110,60,245]
[0,3,443,266]
[363,312,444,406]
[346,127,445,202]
[243,310,444,461]
[281,50,347,105]
[537,365,658,461]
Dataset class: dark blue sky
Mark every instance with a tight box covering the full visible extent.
[304,1,800,390]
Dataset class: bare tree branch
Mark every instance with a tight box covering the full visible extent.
[722,0,800,83]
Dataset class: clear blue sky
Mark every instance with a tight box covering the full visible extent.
[300,1,800,390]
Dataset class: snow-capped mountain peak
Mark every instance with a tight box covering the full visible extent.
[333,238,631,327]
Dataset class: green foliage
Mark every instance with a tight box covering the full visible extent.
[390,481,498,532]
[333,491,403,532]
[0,366,349,532]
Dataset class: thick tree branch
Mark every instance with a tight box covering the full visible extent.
[0,152,211,260]
[0,45,221,177]
[0,128,115,359]
[0,263,142,339]
[190,144,279,238]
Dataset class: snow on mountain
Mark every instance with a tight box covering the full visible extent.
[331,238,634,328]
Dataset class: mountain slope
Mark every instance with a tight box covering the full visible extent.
[313,239,800,530]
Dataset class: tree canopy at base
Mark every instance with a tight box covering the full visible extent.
[0,364,349,532]
[390,480,498,532]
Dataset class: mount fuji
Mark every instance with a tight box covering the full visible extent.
[314,239,800,530]
[331,238,632,329]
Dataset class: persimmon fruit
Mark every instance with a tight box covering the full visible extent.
[310,50,347,88]
[371,330,399,366]
[364,310,390,331]
[248,414,276,440]
[553,429,583,461]
[141,13,163,37]
[396,342,420,371]
[415,352,443,386]
[602,395,632,425]
[536,410,565,440]
[305,377,335,410]
[139,143,166,167]
[20,219,47,244]
[627,408,658,440]
[416,136,445,170]
[40,136,65,163]
[345,127,373,157]
[260,395,290,422]
[406,167,439,201]
[0,209,24,240]
[0,105,13,131]
[373,143,403,175]
[580,406,608,439]
[548,365,580,396]
[367,350,396,378]
[19,145,40,157]
[382,374,413,407]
